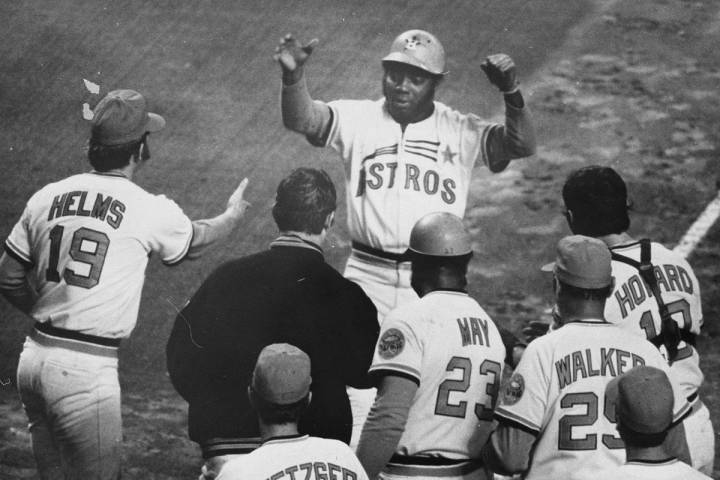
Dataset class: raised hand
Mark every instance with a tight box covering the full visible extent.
[480,53,519,93]
[226,178,251,218]
[274,34,319,74]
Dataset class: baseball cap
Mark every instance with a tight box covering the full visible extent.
[605,366,673,434]
[251,343,311,405]
[382,30,448,76]
[91,89,165,146]
[541,235,612,289]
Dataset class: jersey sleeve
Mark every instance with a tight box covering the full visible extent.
[458,112,494,170]
[368,310,422,383]
[494,340,549,433]
[4,203,34,266]
[146,195,193,265]
[324,99,370,164]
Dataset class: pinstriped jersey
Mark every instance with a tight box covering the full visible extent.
[216,435,368,480]
[605,241,703,400]
[4,172,192,338]
[325,99,493,253]
[369,290,506,458]
[494,321,691,480]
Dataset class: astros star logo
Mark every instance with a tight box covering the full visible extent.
[405,37,420,50]
[440,144,457,164]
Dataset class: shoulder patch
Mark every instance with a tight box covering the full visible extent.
[502,373,525,406]
[378,328,405,359]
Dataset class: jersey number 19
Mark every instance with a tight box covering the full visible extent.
[46,225,109,289]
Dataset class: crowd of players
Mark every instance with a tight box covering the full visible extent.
[0,29,713,480]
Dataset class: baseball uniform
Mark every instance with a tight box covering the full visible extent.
[5,171,192,478]
[366,290,506,480]
[594,459,712,480]
[605,240,713,474]
[215,435,369,480]
[492,320,691,480]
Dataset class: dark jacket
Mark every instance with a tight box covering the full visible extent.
[166,235,378,454]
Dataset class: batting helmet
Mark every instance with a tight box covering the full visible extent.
[408,212,472,256]
[382,30,447,76]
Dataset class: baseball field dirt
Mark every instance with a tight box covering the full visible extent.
[1,0,719,478]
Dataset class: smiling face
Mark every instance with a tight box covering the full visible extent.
[382,61,440,125]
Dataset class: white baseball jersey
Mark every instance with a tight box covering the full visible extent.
[594,459,712,480]
[605,241,703,400]
[494,320,690,480]
[369,290,506,458]
[215,435,369,480]
[5,172,193,338]
[325,99,493,253]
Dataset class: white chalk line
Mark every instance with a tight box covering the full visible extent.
[673,189,720,258]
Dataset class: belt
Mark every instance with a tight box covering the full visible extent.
[34,322,121,347]
[351,241,410,263]
[30,324,119,358]
[385,455,485,478]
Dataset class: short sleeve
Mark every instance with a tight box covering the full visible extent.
[325,100,374,164]
[147,195,193,265]
[494,340,548,433]
[5,203,34,266]
[458,113,494,170]
[368,311,422,383]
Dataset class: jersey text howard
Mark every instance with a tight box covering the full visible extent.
[263,462,359,480]
[457,317,491,346]
[47,191,125,229]
[555,347,646,389]
[355,158,457,204]
[613,264,694,318]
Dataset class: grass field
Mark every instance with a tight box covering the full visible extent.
[1,0,719,478]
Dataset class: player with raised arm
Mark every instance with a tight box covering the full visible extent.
[275,29,534,448]
[0,89,249,479]
[559,165,713,475]
[480,235,691,480]
[357,212,505,480]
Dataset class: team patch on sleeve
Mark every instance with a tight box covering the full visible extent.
[378,328,405,359]
[502,373,525,406]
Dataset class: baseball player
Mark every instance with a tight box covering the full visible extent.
[480,235,691,480]
[276,29,535,448]
[357,212,506,480]
[0,89,249,479]
[214,343,369,480]
[595,366,712,480]
[560,165,713,475]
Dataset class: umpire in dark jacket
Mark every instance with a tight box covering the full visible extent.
[166,168,379,477]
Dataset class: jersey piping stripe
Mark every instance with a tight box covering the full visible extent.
[404,148,438,162]
[4,241,33,267]
[361,145,399,165]
[479,123,492,168]
[493,407,541,433]
[162,220,194,266]
[405,139,440,147]
[368,363,421,381]
[672,399,691,424]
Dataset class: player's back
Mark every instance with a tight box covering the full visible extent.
[7,172,191,337]
[372,290,505,458]
[605,241,703,398]
[216,435,368,480]
[499,321,689,480]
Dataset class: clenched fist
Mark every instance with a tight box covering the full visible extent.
[480,53,519,94]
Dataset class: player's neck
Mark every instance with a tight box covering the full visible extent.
[625,445,675,463]
[597,232,635,248]
[258,421,300,442]
[281,230,326,248]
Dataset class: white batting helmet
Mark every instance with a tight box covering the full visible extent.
[408,212,472,257]
[382,29,448,76]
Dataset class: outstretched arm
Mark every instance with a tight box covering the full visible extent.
[186,178,250,259]
[275,34,332,142]
[480,54,536,172]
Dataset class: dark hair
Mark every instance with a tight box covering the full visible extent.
[617,424,668,448]
[87,134,148,172]
[272,168,336,234]
[252,392,310,425]
[562,166,630,236]
[558,279,613,301]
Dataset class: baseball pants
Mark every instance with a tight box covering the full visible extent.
[344,249,418,451]
[685,398,714,476]
[16,331,121,480]
[379,459,490,480]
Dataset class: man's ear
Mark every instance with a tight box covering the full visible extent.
[247,386,255,408]
[324,211,335,230]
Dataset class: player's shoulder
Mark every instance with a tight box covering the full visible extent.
[327,98,381,115]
